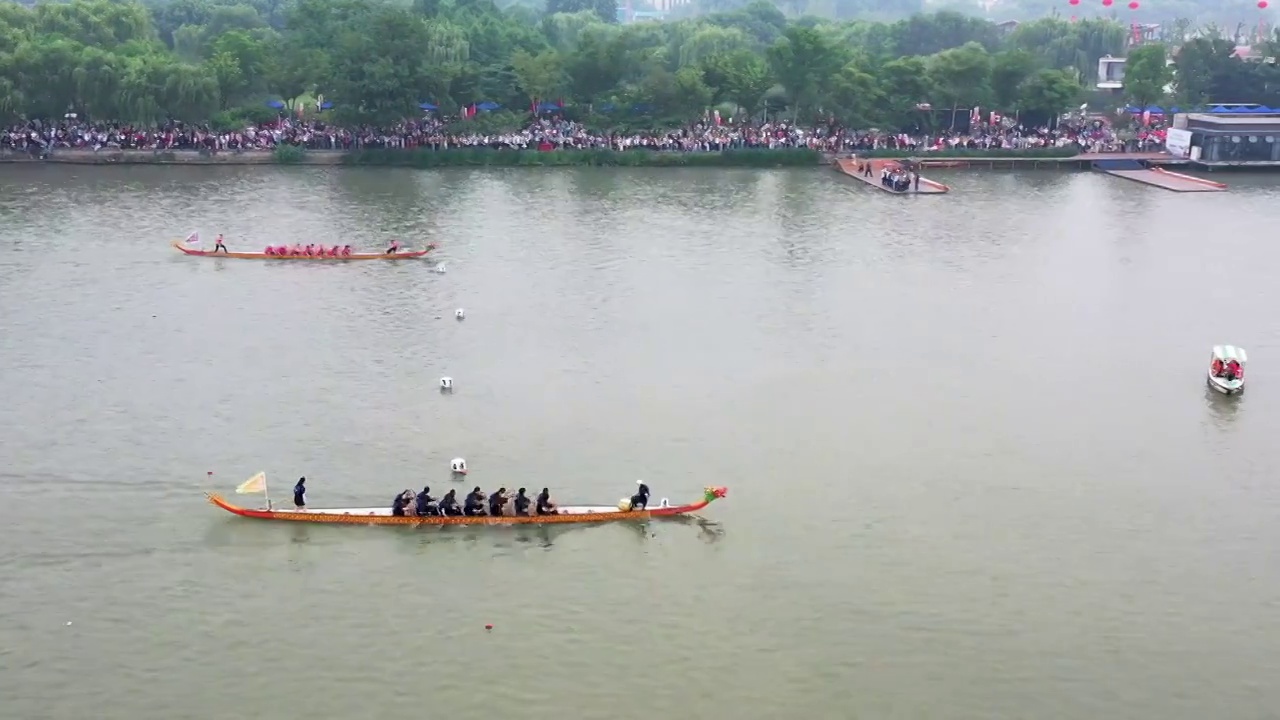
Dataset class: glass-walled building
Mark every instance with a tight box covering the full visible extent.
[1181,114,1280,165]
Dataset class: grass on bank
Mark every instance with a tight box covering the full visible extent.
[853,147,1079,159]
[330,145,1082,167]
[253,145,1088,167]
[339,148,823,167]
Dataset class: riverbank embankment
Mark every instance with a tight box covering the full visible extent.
[0,147,1198,170]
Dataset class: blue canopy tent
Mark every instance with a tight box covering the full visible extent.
[475,101,500,112]
[419,102,438,111]
[319,101,333,110]
[1209,105,1231,113]
[266,100,286,109]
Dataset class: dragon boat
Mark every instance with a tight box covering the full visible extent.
[171,240,436,260]
[207,486,727,527]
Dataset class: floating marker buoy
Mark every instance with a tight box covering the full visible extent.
[484,623,493,630]
[455,308,465,320]
[440,376,453,391]
[451,458,467,474]
[435,263,447,274]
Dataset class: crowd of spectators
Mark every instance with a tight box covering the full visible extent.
[0,114,1159,157]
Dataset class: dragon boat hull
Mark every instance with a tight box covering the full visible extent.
[207,486,727,527]
[172,240,435,260]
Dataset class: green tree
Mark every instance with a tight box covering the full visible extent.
[1123,42,1171,111]
[828,56,881,127]
[702,48,773,118]
[926,41,992,127]
[1017,68,1080,125]
[545,0,616,24]
[766,25,843,120]
[566,26,623,107]
[990,49,1037,112]
[878,56,933,129]
[891,10,1000,56]
[511,48,566,107]
[265,41,325,107]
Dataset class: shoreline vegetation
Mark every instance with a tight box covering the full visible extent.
[0,145,1109,168]
[1,0,1272,147]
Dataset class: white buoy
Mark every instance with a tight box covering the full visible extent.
[440,376,453,391]
[435,262,447,274]
[455,308,465,320]
[450,458,467,474]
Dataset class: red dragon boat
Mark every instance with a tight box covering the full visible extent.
[172,240,436,260]
[207,486,727,527]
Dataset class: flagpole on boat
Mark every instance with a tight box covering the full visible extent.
[234,471,272,510]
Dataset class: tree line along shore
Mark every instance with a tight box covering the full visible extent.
[0,0,1274,135]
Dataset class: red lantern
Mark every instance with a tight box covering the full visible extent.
[1102,0,1113,6]
[1128,0,1139,7]
[1069,0,1079,4]
[1260,0,1269,8]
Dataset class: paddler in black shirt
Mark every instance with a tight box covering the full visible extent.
[415,486,436,516]
[536,488,557,515]
[629,480,650,511]
[293,477,306,510]
[438,489,461,516]
[513,488,531,516]
[391,491,409,517]
[463,486,486,516]
[488,487,508,517]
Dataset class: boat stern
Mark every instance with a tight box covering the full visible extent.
[1208,375,1244,395]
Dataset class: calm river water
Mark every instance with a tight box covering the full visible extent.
[1,164,1279,720]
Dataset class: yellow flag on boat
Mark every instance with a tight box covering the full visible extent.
[236,472,267,494]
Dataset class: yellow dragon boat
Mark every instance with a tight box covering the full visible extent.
[207,485,727,527]
[172,240,436,260]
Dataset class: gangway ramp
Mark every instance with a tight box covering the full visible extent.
[1093,158,1226,192]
